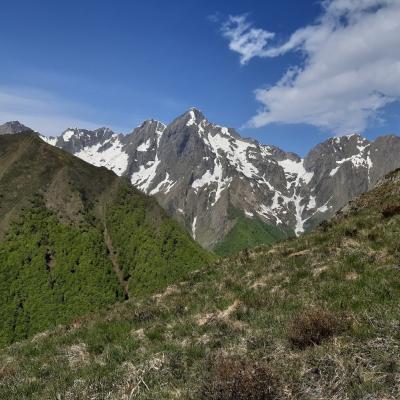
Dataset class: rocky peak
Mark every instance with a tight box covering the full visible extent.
[0,121,33,135]
[94,127,115,136]
[168,108,207,131]
[48,127,116,156]
[186,107,206,123]
[133,119,165,133]
[304,133,370,175]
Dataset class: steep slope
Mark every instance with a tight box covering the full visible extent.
[2,169,400,399]
[213,210,292,257]
[0,133,212,346]
[38,111,400,254]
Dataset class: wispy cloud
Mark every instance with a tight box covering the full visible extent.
[221,14,275,65]
[0,86,105,136]
[207,12,222,23]
[221,1,400,134]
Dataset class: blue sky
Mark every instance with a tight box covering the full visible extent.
[1,0,399,155]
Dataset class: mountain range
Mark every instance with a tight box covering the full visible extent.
[0,117,400,399]
[12,108,398,252]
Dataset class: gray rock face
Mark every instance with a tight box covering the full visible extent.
[35,111,400,249]
[0,121,33,135]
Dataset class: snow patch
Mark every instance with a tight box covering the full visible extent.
[204,127,260,180]
[149,172,176,195]
[317,204,329,213]
[192,216,197,239]
[62,130,75,142]
[278,159,313,184]
[137,139,151,152]
[192,159,231,206]
[329,166,340,177]
[131,154,161,192]
[277,158,315,234]
[257,204,283,225]
[307,195,316,209]
[40,135,58,146]
[186,110,196,126]
[74,138,129,175]
[329,142,371,177]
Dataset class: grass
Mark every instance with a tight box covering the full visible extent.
[1,165,400,398]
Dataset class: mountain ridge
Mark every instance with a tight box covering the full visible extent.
[4,112,400,252]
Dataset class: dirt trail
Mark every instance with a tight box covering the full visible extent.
[98,183,130,299]
[104,225,129,299]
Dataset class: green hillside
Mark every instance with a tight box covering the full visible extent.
[214,213,294,256]
[0,134,213,346]
[1,168,400,399]
[105,185,216,297]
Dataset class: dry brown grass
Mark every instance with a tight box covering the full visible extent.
[201,356,279,400]
[288,308,349,349]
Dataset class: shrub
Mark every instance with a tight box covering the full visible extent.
[201,357,279,400]
[319,220,332,232]
[381,205,400,219]
[132,306,159,323]
[287,308,348,349]
[344,227,358,237]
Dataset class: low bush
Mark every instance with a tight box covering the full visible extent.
[201,356,279,400]
[381,205,400,219]
[288,308,348,349]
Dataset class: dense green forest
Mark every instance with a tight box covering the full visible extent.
[0,202,123,346]
[0,134,212,346]
[106,186,214,297]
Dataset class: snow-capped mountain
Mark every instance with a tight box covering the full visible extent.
[37,109,400,249]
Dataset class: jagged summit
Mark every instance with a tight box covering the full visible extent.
[95,127,115,134]
[170,107,207,128]
[188,106,205,118]
[133,119,165,133]
[0,121,33,135]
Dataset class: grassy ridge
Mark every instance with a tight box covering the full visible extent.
[1,172,399,399]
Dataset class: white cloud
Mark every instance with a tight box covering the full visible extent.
[0,86,106,136]
[222,1,400,134]
[221,14,275,65]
